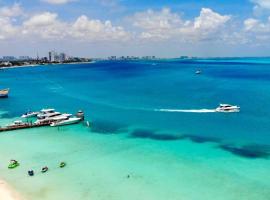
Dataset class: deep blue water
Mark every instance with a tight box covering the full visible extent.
[1,59,270,148]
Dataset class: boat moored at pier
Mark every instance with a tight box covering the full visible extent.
[21,111,39,118]
[37,111,61,119]
[6,120,28,128]
[1,109,85,132]
[50,117,82,127]
[35,113,72,124]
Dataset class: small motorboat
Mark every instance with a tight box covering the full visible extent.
[50,117,81,127]
[21,111,39,118]
[8,160,20,169]
[0,88,9,98]
[216,104,240,113]
[6,120,28,128]
[195,69,202,74]
[59,162,66,168]
[41,166,49,173]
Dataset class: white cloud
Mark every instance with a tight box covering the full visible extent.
[132,8,185,40]
[70,15,130,41]
[23,12,58,27]
[0,17,18,40]
[0,3,23,17]
[131,8,231,42]
[251,0,270,10]
[19,12,130,41]
[22,12,67,39]
[194,8,230,30]
[0,3,269,48]
[244,18,260,31]
[42,0,76,5]
[244,17,270,32]
[0,4,23,40]
[133,8,183,30]
[244,17,270,41]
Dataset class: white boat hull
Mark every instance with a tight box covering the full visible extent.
[216,108,240,113]
[50,117,81,127]
[215,105,240,113]
[21,112,39,118]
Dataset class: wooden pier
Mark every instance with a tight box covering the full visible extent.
[0,110,85,132]
[0,122,51,132]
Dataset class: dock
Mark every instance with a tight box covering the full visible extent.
[0,122,51,132]
[0,110,85,133]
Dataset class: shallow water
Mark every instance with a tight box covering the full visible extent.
[0,59,270,200]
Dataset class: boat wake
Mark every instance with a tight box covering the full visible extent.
[155,109,217,113]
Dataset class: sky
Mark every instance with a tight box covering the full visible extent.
[0,0,270,58]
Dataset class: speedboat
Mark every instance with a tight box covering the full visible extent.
[215,104,240,113]
[0,88,9,98]
[50,117,81,127]
[21,111,39,118]
[195,70,202,74]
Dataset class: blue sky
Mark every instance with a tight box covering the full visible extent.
[0,0,270,57]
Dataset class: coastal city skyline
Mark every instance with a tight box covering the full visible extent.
[0,51,159,61]
[0,0,270,57]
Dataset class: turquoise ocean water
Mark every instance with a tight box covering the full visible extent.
[0,59,269,200]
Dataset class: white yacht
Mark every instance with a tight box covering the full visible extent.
[50,117,81,127]
[37,108,61,119]
[35,114,72,124]
[21,111,39,118]
[40,108,55,113]
[216,104,240,113]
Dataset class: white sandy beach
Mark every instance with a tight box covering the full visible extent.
[0,180,23,200]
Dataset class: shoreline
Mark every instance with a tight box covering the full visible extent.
[0,61,94,70]
[0,179,24,200]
